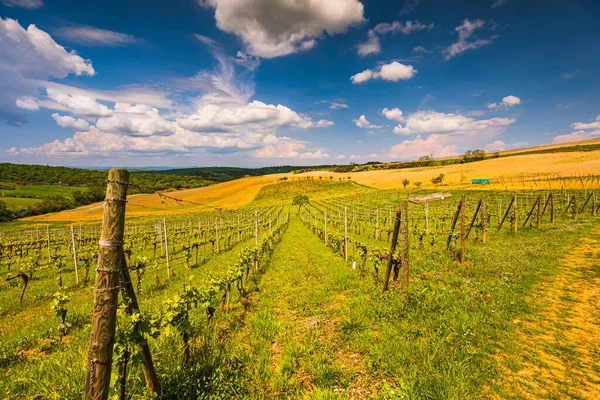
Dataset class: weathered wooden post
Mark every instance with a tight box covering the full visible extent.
[536,195,542,228]
[513,194,518,235]
[550,192,555,223]
[47,226,51,263]
[344,206,348,262]
[383,209,401,292]
[255,210,258,247]
[70,225,80,286]
[324,211,328,246]
[460,194,466,264]
[400,200,409,292]
[481,195,487,243]
[163,219,171,279]
[85,169,129,400]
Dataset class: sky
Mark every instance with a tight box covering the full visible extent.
[0,0,599,168]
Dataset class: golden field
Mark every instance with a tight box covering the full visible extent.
[23,148,600,223]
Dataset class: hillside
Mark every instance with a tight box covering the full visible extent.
[18,146,600,224]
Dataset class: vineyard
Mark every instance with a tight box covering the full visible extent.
[1,169,599,399]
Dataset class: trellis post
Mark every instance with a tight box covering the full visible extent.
[85,169,129,400]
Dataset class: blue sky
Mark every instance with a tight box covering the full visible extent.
[0,0,599,168]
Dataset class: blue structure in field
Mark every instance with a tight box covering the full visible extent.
[471,178,491,184]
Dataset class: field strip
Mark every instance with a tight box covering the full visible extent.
[491,227,600,399]
[228,214,381,398]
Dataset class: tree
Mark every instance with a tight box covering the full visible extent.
[0,200,16,222]
[402,179,410,190]
[431,173,445,188]
[414,181,422,190]
[462,149,486,162]
[292,195,309,213]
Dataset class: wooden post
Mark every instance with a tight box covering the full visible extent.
[47,226,51,263]
[447,200,462,250]
[460,195,466,264]
[465,198,482,239]
[324,211,328,246]
[425,202,429,231]
[383,209,401,292]
[85,169,129,400]
[255,210,258,247]
[481,195,487,243]
[573,193,578,219]
[513,194,518,235]
[550,192,555,223]
[593,192,597,217]
[400,200,409,292]
[163,219,171,279]
[119,253,162,396]
[71,226,79,286]
[344,206,348,262]
[215,218,219,253]
[536,195,542,228]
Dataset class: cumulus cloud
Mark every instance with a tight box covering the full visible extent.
[95,103,176,137]
[388,134,459,160]
[45,87,113,117]
[201,0,365,58]
[443,19,495,60]
[1,0,43,9]
[484,140,506,151]
[358,20,432,56]
[554,115,600,144]
[392,110,515,136]
[351,61,417,84]
[357,30,380,56]
[487,95,522,110]
[15,97,40,111]
[0,17,95,125]
[353,114,382,129]
[381,107,404,122]
[51,113,90,130]
[55,25,140,46]
[252,141,328,159]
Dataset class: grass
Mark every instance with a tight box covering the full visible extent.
[0,197,43,209]
[1,179,600,399]
[0,182,84,199]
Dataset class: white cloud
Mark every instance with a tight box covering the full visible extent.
[353,114,382,129]
[51,113,90,130]
[46,87,113,117]
[358,20,432,57]
[337,154,346,159]
[373,20,433,35]
[487,95,522,110]
[484,140,506,151]
[15,97,40,111]
[177,100,332,133]
[252,141,328,159]
[201,0,365,58]
[492,0,509,8]
[392,110,515,136]
[0,0,43,9]
[351,61,417,84]
[357,30,380,56]
[388,134,459,160]
[413,45,430,53]
[381,107,404,122]
[443,19,495,60]
[95,103,176,137]
[571,115,600,131]
[55,25,140,46]
[0,17,95,125]
[330,102,349,109]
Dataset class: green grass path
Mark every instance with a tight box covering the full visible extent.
[230,214,377,399]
